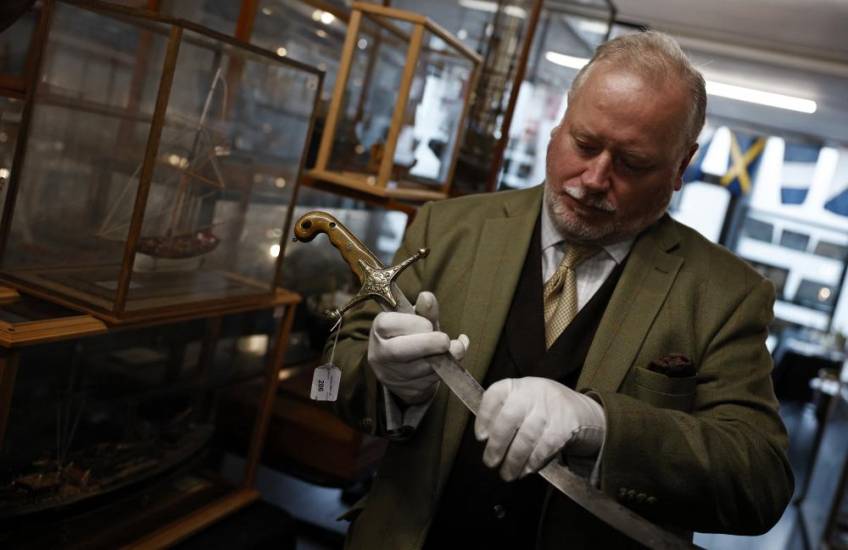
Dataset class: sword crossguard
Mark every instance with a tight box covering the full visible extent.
[327,247,429,320]
[293,211,426,320]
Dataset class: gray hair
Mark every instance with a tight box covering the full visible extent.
[569,31,707,151]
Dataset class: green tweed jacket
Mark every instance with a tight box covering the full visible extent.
[331,185,793,549]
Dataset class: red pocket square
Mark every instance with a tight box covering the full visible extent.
[647,353,695,378]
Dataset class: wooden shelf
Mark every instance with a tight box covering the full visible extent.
[305,168,448,202]
[0,313,107,347]
[0,270,301,331]
[126,487,260,549]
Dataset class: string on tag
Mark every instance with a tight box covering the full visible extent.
[327,314,343,366]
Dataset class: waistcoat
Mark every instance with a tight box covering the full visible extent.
[424,217,626,549]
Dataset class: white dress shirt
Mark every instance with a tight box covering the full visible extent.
[540,200,634,310]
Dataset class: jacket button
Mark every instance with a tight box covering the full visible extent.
[618,487,628,498]
[493,504,506,519]
[627,489,637,500]
[361,417,373,430]
[647,496,657,505]
[636,493,646,503]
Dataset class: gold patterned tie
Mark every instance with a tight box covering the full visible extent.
[543,243,599,348]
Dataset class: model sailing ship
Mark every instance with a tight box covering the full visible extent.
[0,393,214,519]
[97,68,230,272]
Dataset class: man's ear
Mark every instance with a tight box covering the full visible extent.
[674,142,699,191]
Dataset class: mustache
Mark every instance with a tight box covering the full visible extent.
[561,186,616,212]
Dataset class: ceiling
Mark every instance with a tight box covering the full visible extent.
[613,0,848,65]
[567,0,848,145]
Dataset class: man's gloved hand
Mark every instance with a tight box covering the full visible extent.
[474,377,605,481]
[368,291,469,405]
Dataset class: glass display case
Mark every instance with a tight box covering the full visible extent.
[307,2,481,202]
[0,0,322,324]
[0,286,299,549]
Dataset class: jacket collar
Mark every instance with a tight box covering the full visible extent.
[577,214,683,392]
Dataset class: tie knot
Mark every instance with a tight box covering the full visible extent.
[560,242,599,269]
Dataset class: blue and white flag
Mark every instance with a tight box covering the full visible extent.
[720,131,766,197]
[780,143,820,205]
[697,127,766,197]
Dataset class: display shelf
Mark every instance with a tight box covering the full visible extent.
[305,167,447,202]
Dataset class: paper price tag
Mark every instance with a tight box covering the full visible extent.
[310,363,341,401]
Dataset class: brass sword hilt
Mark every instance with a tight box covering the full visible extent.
[293,211,427,319]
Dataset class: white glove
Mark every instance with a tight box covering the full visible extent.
[474,377,605,481]
[368,291,469,405]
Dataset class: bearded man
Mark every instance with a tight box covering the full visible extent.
[331,30,793,549]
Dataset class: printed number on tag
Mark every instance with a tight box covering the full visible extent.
[310,363,341,401]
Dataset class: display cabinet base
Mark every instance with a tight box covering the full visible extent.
[0,467,258,550]
[0,271,299,327]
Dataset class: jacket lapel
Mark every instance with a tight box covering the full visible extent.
[577,215,683,392]
[437,186,542,492]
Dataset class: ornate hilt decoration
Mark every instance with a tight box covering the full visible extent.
[293,211,428,319]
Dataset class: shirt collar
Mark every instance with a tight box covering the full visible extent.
[540,197,635,265]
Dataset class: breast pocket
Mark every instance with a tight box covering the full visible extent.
[632,366,697,412]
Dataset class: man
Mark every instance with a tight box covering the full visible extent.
[331,31,793,549]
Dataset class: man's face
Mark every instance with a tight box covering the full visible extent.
[544,63,697,245]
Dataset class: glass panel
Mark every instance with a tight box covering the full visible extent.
[779,229,810,252]
[0,97,23,218]
[742,217,774,243]
[126,27,319,312]
[3,3,169,311]
[252,0,348,103]
[0,8,37,78]
[814,240,848,261]
[498,11,610,189]
[390,0,501,52]
[158,0,240,36]
[326,14,413,181]
[401,28,475,187]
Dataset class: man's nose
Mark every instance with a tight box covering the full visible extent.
[581,151,612,191]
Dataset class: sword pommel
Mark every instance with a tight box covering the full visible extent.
[294,211,384,284]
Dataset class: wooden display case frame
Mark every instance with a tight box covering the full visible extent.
[0,0,323,325]
[306,2,482,202]
[0,285,301,549]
